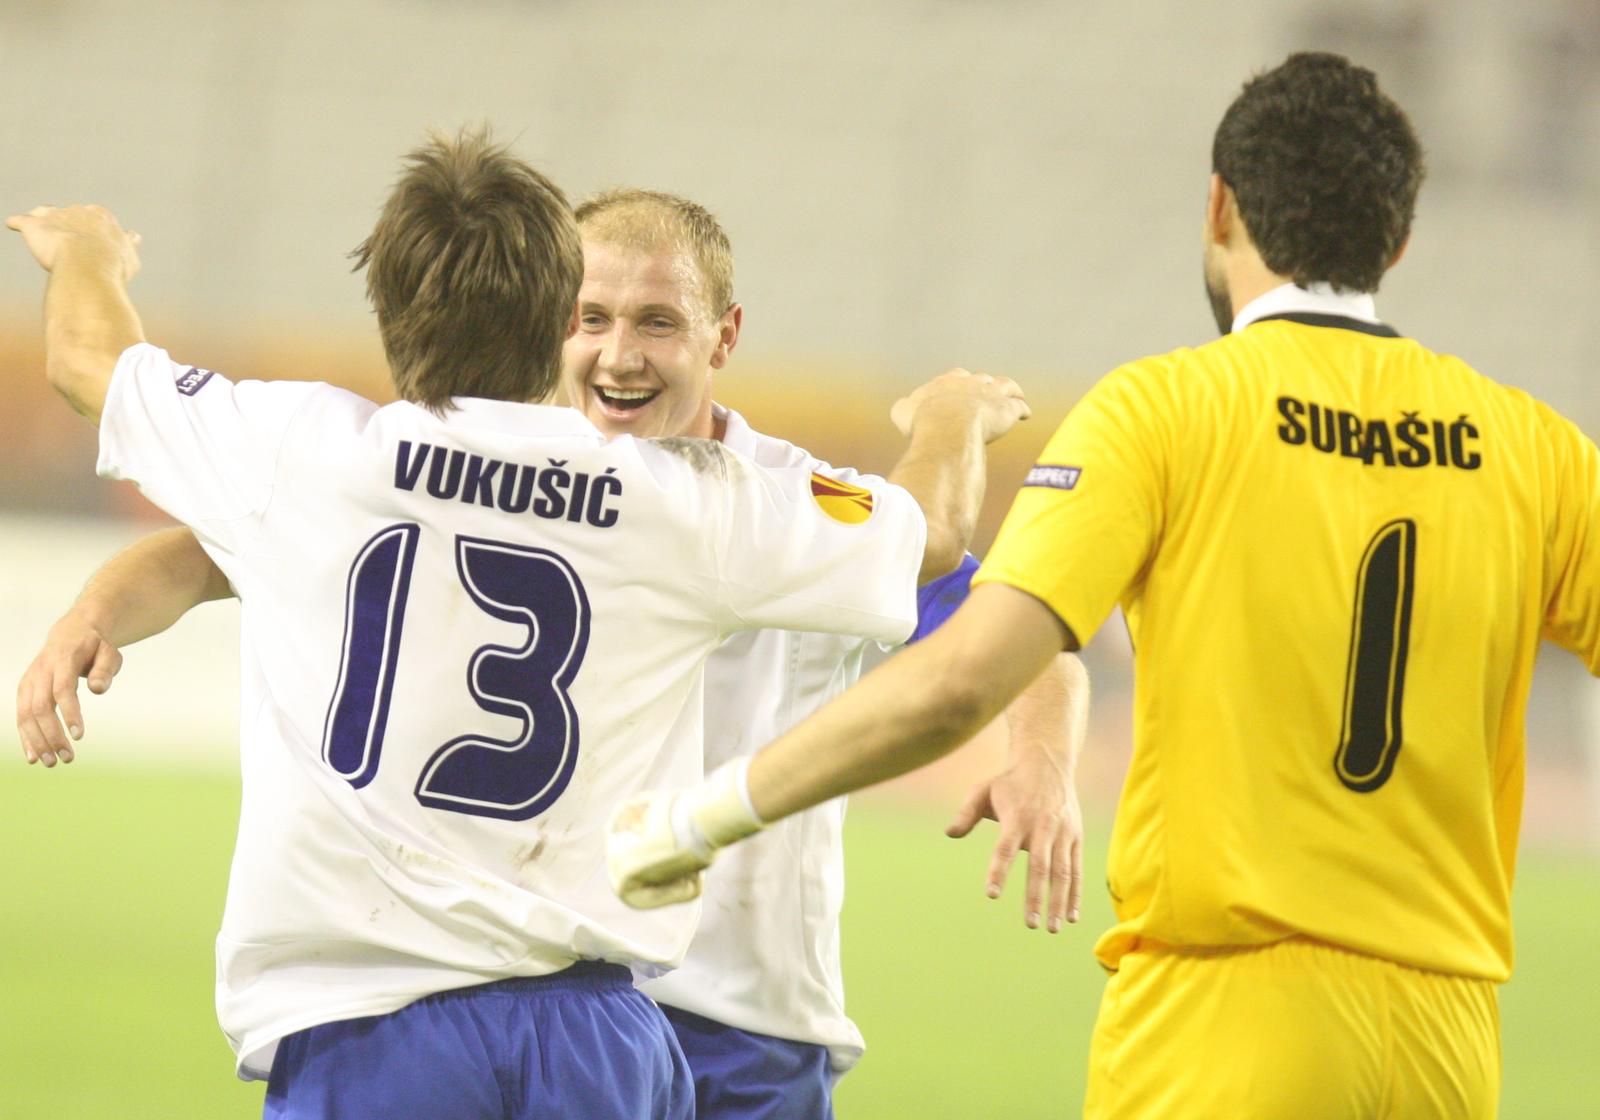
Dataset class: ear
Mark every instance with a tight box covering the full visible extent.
[709,303,743,371]
[564,299,580,340]
[1388,234,1411,270]
[1204,172,1232,247]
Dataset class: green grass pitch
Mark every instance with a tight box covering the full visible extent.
[1,766,1596,1118]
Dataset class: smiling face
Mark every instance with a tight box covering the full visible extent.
[561,238,740,440]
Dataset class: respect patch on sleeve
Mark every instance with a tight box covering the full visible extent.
[175,367,217,397]
[1023,464,1081,490]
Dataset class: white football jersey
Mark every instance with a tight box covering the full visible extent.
[96,346,925,1079]
[638,406,903,1071]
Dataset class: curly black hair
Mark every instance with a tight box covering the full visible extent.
[1212,52,1425,293]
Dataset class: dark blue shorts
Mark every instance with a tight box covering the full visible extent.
[263,962,692,1120]
[663,1006,835,1120]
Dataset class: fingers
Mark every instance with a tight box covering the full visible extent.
[8,205,56,226]
[888,395,918,438]
[87,642,123,695]
[1067,834,1084,926]
[16,695,51,765]
[944,783,993,839]
[621,873,703,910]
[1022,827,1049,931]
[986,826,1021,904]
[1046,830,1073,933]
[54,660,86,745]
[14,629,118,766]
[16,670,72,766]
[992,377,1031,421]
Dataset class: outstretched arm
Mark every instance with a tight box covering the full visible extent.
[887,370,1030,583]
[947,653,1089,932]
[746,584,1069,816]
[16,528,232,767]
[7,204,146,425]
[608,583,1074,906]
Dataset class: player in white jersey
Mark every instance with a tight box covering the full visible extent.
[567,189,1086,1118]
[8,135,1027,1119]
[16,187,1079,1119]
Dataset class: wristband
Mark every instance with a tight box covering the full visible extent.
[671,757,766,860]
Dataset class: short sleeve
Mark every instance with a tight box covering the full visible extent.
[972,360,1173,647]
[909,552,980,643]
[706,448,926,644]
[97,343,323,557]
[1540,409,1600,674]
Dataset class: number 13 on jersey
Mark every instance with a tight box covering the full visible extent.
[320,523,592,820]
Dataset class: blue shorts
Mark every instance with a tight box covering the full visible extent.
[263,962,692,1120]
[663,1006,834,1120]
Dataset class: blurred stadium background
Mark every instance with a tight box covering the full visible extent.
[2,1,1598,1116]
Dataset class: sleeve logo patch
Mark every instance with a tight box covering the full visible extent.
[175,367,216,397]
[810,473,875,524]
[1024,464,1082,490]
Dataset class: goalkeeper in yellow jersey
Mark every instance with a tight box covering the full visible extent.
[609,51,1600,1118]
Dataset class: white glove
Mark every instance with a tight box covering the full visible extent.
[607,758,766,910]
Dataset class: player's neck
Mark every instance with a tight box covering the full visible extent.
[1226,254,1293,322]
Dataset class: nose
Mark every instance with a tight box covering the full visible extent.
[598,322,645,377]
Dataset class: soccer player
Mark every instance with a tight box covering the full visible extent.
[566,189,1086,1117]
[15,186,1080,1120]
[7,131,1028,1118]
[610,53,1600,1118]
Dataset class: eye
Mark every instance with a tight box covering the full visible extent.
[579,313,608,330]
[643,316,678,334]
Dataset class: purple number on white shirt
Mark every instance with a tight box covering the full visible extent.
[413,536,590,820]
[321,526,590,820]
[321,523,421,788]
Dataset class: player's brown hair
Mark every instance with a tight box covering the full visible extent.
[575,189,734,318]
[354,127,583,411]
[1212,52,1425,293]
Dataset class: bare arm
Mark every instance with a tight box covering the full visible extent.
[74,527,232,648]
[606,583,1077,908]
[15,528,231,766]
[887,370,1030,583]
[748,583,1071,817]
[7,205,146,425]
[947,653,1089,931]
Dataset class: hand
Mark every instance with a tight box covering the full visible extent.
[891,368,1030,444]
[6,204,142,279]
[15,607,125,767]
[606,791,711,910]
[946,760,1083,932]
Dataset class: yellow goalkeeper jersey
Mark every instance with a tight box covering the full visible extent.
[975,291,1600,981]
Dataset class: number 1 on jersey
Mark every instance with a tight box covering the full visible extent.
[1335,519,1417,793]
[322,524,420,789]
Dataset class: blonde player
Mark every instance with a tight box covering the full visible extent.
[609,53,1600,1118]
[8,133,1030,1119]
[15,187,1074,1119]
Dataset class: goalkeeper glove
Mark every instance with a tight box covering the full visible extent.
[607,757,766,909]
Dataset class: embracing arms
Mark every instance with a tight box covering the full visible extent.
[16,529,230,766]
[7,205,146,425]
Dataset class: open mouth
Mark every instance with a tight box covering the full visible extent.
[594,386,660,413]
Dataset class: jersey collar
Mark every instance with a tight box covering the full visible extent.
[712,401,760,457]
[439,397,606,440]
[1231,282,1391,336]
